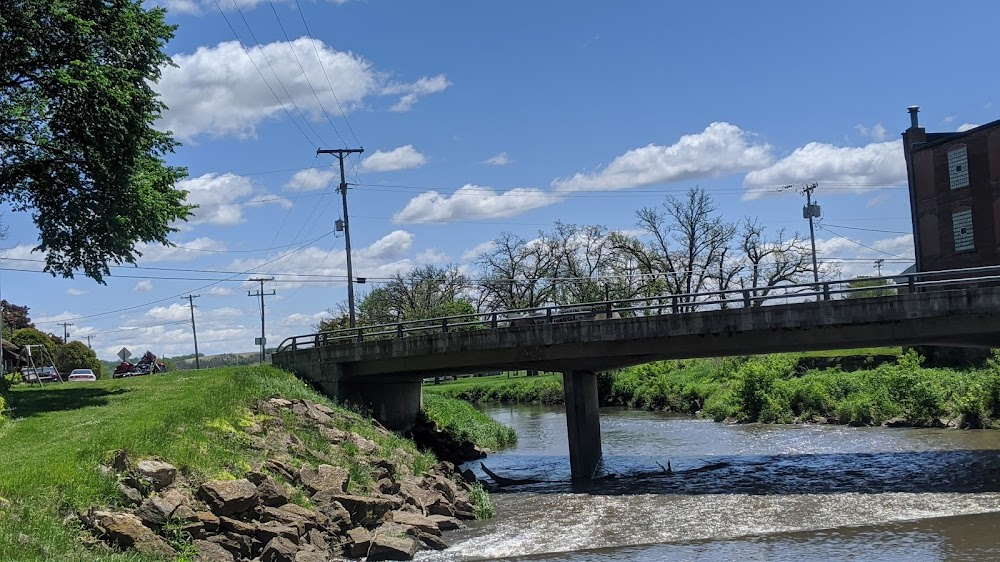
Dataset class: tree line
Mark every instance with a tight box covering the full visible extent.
[1,300,103,377]
[318,188,842,331]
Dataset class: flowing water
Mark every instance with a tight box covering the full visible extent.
[417,405,1000,561]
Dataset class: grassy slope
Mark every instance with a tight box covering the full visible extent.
[421,394,517,450]
[0,365,431,562]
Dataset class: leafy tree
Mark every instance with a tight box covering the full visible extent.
[846,277,897,299]
[56,340,101,377]
[10,327,57,358]
[0,0,191,282]
[0,300,32,338]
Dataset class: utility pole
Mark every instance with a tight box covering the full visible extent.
[316,147,364,328]
[85,335,94,350]
[247,278,275,364]
[184,295,201,370]
[874,259,885,277]
[783,182,821,290]
[58,322,74,343]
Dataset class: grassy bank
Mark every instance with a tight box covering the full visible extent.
[426,350,1000,429]
[0,365,435,561]
[422,394,517,450]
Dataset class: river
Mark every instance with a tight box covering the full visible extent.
[417,405,1000,561]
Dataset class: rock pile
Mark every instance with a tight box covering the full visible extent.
[82,397,480,561]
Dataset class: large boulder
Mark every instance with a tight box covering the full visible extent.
[367,535,418,561]
[134,460,177,491]
[255,521,299,544]
[193,539,236,562]
[198,479,258,516]
[261,536,298,562]
[390,510,441,536]
[344,527,372,558]
[134,495,183,528]
[428,514,462,531]
[298,464,349,495]
[256,478,290,507]
[91,511,175,557]
[323,494,399,527]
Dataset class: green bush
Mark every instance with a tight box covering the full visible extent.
[422,394,516,450]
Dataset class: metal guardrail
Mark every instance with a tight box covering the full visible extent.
[276,265,1000,352]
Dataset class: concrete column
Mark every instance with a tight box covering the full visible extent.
[563,370,602,480]
[340,380,423,432]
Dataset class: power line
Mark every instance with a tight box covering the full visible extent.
[210,0,320,148]
[293,0,361,146]
[818,224,912,260]
[267,0,347,146]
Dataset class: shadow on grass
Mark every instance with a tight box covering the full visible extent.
[7,386,131,418]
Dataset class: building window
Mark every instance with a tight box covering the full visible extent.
[952,209,974,252]
[948,145,969,190]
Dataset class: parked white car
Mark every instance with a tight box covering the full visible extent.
[68,369,97,382]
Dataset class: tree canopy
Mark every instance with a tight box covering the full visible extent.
[0,0,190,282]
[56,340,102,377]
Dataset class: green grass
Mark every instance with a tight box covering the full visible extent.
[796,346,902,358]
[0,365,434,561]
[421,394,517,450]
[425,372,565,404]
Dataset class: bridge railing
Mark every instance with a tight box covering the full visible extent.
[276,265,1000,352]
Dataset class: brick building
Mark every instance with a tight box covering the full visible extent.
[903,106,1000,272]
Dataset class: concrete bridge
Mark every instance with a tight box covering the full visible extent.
[273,267,1000,479]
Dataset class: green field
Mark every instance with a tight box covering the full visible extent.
[0,365,433,561]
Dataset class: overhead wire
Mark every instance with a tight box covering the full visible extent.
[210,0,320,148]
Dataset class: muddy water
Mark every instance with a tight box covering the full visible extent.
[417,406,1000,561]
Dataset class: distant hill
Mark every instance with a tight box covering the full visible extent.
[171,351,271,370]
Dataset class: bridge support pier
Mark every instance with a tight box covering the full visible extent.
[340,380,423,432]
[563,370,602,480]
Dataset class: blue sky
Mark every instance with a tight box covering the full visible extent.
[5,1,999,360]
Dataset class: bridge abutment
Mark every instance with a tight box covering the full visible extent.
[340,380,423,432]
[563,370,602,480]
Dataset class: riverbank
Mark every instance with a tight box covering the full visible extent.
[426,350,1000,429]
[0,365,488,561]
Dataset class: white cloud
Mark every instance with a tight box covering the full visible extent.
[394,185,559,224]
[180,173,288,226]
[742,140,906,199]
[866,194,890,208]
[552,122,773,192]
[360,145,428,172]
[285,169,338,192]
[226,230,417,289]
[134,237,228,263]
[133,280,154,293]
[814,234,915,279]
[957,123,979,132]
[416,249,448,264]
[66,288,87,297]
[461,241,495,261]
[280,312,327,329]
[482,152,513,166]
[157,39,447,140]
[943,116,957,124]
[855,123,887,142]
[384,75,450,112]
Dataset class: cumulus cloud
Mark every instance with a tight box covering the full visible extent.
[180,173,289,226]
[134,237,228,263]
[958,123,980,132]
[552,122,773,192]
[482,152,512,166]
[133,280,154,293]
[384,75,450,112]
[855,123,887,142]
[461,241,495,261]
[394,185,559,224]
[416,249,448,264]
[226,230,417,288]
[156,38,447,140]
[66,288,87,297]
[360,145,427,172]
[742,140,906,199]
[814,233,914,279]
[285,169,338,192]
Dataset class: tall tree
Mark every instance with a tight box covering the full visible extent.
[56,340,102,377]
[0,0,191,282]
[1,300,32,338]
[477,231,562,310]
[612,187,736,310]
